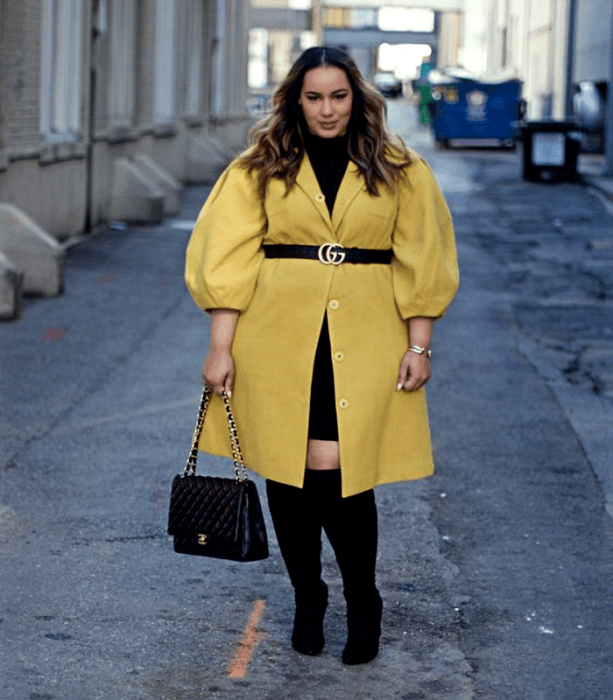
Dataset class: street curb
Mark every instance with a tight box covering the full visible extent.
[578,174,613,201]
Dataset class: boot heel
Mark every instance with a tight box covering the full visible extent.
[292,582,328,655]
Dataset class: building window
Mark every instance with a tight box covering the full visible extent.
[185,0,205,116]
[108,0,137,128]
[40,0,85,141]
[248,28,268,89]
[154,0,176,123]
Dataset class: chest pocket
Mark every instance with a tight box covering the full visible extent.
[346,189,396,224]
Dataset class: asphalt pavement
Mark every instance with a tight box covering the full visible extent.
[1,102,612,700]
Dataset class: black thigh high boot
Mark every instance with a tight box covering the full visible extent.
[318,471,382,665]
[266,477,328,655]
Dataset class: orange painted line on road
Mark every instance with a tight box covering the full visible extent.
[41,328,68,342]
[227,599,266,679]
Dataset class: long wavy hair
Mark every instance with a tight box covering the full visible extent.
[239,46,412,199]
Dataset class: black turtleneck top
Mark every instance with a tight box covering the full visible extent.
[304,132,350,216]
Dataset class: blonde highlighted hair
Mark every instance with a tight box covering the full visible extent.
[239,47,412,199]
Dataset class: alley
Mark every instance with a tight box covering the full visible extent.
[1,102,612,700]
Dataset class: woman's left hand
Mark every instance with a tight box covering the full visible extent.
[396,350,431,392]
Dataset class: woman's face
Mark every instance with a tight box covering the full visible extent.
[299,66,353,138]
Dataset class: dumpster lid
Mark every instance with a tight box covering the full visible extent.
[427,66,521,86]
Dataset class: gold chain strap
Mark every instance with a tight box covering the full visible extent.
[183,388,248,481]
[222,392,248,481]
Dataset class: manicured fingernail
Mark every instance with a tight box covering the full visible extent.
[396,383,402,391]
[227,390,232,398]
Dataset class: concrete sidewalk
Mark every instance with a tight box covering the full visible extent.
[579,152,613,201]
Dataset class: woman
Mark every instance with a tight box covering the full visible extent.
[185,47,459,665]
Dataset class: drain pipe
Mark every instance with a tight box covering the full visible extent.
[564,0,577,119]
[85,1,106,231]
[603,2,613,175]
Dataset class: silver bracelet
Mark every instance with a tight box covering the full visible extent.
[409,344,432,358]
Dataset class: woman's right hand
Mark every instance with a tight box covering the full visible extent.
[203,309,239,397]
[202,347,235,397]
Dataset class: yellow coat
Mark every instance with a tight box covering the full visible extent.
[185,150,459,497]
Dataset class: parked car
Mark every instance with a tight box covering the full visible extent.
[372,72,402,98]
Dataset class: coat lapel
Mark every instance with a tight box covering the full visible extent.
[331,161,364,231]
[295,155,365,236]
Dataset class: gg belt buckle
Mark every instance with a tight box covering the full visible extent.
[318,243,346,265]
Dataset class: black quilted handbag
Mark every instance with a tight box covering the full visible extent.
[168,388,268,561]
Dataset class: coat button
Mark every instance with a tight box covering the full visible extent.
[329,299,339,310]
[339,399,349,409]
[334,351,344,362]
[315,193,325,203]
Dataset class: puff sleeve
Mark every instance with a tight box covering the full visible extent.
[391,156,459,319]
[185,161,267,313]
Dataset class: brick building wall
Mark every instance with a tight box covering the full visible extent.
[0,0,91,236]
[2,1,42,152]
[0,0,251,239]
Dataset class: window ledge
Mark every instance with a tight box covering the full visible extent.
[152,123,177,139]
[210,112,249,126]
[105,127,140,144]
[39,142,86,166]
[183,115,206,128]
[3,145,42,163]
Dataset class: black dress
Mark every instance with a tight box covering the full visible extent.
[305,132,350,441]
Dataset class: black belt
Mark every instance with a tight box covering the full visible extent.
[263,243,393,265]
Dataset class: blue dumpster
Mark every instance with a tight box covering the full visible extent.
[430,78,523,147]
